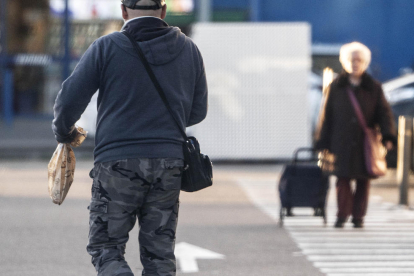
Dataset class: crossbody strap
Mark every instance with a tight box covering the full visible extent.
[121,30,189,141]
[346,87,369,132]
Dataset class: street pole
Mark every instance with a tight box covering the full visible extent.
[397,116,412,206]
[250,0,261,22]
[0,0,6,57]
[3,69,13,125]
[62,0,71,81]
[198,0,212,22]
[1,0,13,126]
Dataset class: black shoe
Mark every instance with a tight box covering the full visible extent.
[334,218,345,228]
[286,208,294,217]
[352,219,364,228]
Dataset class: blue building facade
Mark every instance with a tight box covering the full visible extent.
[211,0,414,81]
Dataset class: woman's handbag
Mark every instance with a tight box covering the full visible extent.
[347,88,387,177]
[122,31,213,192]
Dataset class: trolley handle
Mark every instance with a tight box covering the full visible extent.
[293,147,320,164]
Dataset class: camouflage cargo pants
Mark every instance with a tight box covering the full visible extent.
[86,158,184,276]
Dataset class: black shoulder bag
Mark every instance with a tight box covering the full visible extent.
[122,31,213,192]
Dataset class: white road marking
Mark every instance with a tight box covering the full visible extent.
[291,232,414,239]
[291,232,414,236]
[237,178,414,276]
[286,226,414,231]
[293,237,414,242]
[303,249,414,255]
[284,221,413,226]
[298,243,414,249]
[327,274,414,276]
[175,242,225,273]
[321,267,414,273]
[308,255,414,261]
[314,261,414,268]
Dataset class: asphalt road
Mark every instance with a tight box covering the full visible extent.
[0,161,324,276]
[1,161,413,276]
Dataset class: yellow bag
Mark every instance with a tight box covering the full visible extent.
[47,126,87,205]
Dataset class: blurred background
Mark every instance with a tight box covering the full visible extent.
[0,0,414,161]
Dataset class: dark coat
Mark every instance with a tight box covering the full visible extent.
[315,72,397,179]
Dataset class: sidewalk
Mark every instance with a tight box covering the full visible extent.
[370,169,414,206]
[0,118,94,159]
[214,164,414,205]
[1,118,413,205]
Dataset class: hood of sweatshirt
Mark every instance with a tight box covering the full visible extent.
[110,17,187,65]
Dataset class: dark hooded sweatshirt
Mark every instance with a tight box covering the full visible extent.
[52,17,208,163]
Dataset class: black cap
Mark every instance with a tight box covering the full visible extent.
[121,0,165,10]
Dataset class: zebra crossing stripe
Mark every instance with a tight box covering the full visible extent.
[284,221,413,226]
[302,249,414,254]
[308,255,414,261]
[321,267,414,273]
[326,274,414,276]
[291,232,414,237]
[314,261,414,268]
[298,243,414,249]
[287,226,414,231]
[286,220,414,223]
[237,178,414,276]
[293,237,414,242]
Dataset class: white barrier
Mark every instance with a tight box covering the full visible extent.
[191,23,312,160]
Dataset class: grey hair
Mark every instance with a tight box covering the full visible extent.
[339,42,371,73]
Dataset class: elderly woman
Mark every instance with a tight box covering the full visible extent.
[315,42,396,228]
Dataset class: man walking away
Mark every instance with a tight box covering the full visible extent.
[52,0,208,275]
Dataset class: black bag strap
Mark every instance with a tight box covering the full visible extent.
[121,30,189,141]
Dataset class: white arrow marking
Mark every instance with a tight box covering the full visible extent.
[175,242,225,273]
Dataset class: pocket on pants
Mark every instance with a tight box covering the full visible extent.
[88,198,108,213]
[88,198,110,247]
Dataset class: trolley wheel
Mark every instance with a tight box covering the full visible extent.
[313,207,323,217]
[279,207,285,227]
[322,208,327,225]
